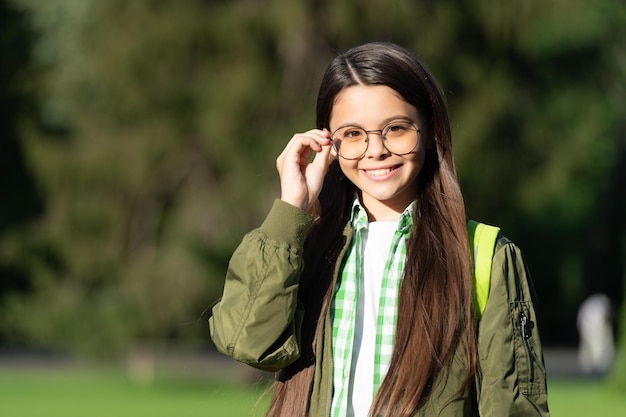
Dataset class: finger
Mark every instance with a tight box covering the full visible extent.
[328,140,337,161]
[313,129,332,151]
[284,132,328,162]
[310,139,332,172]
[298,131,330,153]
[277,130,330,175]
[276,135,304,173]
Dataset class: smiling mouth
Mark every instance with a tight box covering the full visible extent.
[363,166,398,177]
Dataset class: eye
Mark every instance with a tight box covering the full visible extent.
[384,121,413,136]
[342,127,365,140]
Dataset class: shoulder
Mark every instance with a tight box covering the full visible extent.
[490,235,536,303]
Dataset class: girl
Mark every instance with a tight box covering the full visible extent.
[210,42,549,417]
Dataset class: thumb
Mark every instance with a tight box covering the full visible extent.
[310,142,332,174]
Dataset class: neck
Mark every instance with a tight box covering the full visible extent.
[360,194,413,222]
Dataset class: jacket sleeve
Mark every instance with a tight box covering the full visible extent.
[476,237,550,416]
[209,200,314,372]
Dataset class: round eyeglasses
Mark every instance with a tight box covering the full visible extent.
[330,120,421,160]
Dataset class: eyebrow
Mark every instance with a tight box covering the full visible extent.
[333,115,416,131]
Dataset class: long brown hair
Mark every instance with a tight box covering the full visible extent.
[266,42,476,417]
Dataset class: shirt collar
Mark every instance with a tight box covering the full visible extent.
[350,197,415,234]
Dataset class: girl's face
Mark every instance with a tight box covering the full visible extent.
[329,85,429,221]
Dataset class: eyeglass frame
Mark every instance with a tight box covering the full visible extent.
[330,119,422,160]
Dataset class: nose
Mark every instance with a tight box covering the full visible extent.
[364,130,389,157]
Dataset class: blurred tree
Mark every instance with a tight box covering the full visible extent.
[446,0,626,346]
[2,0,336,356]
[0,0,44,340]
[1,0,624,365]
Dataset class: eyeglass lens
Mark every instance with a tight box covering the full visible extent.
[331,121,419,159]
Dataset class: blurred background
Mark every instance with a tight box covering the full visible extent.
[1,0,625,415]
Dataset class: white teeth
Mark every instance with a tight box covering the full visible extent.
[366,168,393,176]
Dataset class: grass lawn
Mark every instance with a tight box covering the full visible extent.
[1,368,625,416]
[0,367,271,417]
[546,377,626,416]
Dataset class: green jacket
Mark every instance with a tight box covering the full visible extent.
[210,200,550,416]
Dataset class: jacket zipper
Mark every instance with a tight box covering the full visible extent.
[520,310,535,384]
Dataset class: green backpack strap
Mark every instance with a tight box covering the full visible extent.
[467,220,501,320]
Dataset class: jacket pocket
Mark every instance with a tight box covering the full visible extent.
[510,301,547,396]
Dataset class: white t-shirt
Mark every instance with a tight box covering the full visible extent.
[348,221,398,417]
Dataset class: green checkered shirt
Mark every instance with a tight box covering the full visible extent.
[330,199,414,417]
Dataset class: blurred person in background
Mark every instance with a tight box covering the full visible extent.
[577,293,614,375]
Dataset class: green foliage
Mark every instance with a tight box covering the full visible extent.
[0,0,625,369]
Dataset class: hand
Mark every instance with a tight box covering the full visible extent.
[276,129,333,211]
